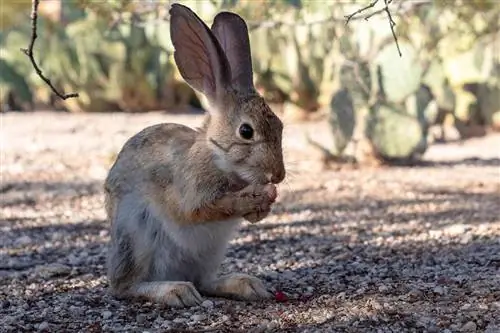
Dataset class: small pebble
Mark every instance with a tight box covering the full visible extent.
[461,321,477,332]
[38,322,49,331]
[460,303,472,310]
[433,286,445,295]
[69,305,84,316]
[136,314,147,324]
[16,235,32,245]
[190,314,206,322]
[267,320,279,330]
[173,317,188,324]
[102,311,112,320]
[378,285,390,293]
[201,300,214,308]
[407,288,423,301]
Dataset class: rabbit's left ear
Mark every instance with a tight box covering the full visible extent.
[211,12,256,95]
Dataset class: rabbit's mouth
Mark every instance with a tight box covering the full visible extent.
[226,171,270,192]
[237,170,270,186]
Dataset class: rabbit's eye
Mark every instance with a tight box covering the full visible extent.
[239,123,254,140]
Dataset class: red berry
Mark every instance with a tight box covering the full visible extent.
[275,291,288,302]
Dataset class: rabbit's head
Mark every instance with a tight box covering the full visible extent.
[170,4,285,186]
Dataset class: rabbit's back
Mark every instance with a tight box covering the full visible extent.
[105,123,196,197]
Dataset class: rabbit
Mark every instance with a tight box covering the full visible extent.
[104,3,286,307]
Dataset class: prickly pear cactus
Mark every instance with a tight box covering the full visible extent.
[339,61,372,108]
[375,41,423,104]
[443,41,492,86]
[0,58,33,108]
[365,102,427,161]
[476,83,500,129]
[423,59,446,93]
[405,84,439,127]
[454,88,479,123]
[329,88,356,155]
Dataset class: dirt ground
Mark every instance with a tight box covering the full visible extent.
[1,111,499,333]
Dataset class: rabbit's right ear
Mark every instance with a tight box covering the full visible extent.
[169,4,231,104]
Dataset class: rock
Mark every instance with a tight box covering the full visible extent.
[190,314,206,322]
[461,321,477,332]
[16,235,32,245]
[443,224,467,236]
[69,306,85,317]
[160,320,172,328]
[267,320,279,330]
[173,317,188,324]
[35,263,71,278]
[201,300,214,309]
[102,311,112,320]
[460,303,472,310]
[407,288,423,302]
[378,285,390,293]
[485,324,500,333]
[136,314,147,324]
[38,322,49,331]
[433,286,445,295]
[67,254,81,266]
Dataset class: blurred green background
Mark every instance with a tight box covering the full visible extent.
[1,0,499,164]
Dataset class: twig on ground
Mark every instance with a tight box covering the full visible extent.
[21,0,79,100]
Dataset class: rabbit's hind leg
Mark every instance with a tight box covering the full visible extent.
[129,281,203,307]
[199,273,272,301]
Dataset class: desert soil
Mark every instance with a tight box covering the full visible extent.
[1,111,500,333]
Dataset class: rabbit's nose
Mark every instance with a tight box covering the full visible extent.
[271,167,285,184]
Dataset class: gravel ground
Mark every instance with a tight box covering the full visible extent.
[1,111,500,333]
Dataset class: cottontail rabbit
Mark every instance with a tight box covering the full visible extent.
[104,3,285,307]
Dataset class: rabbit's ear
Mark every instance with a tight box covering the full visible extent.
[169,4,231,103]
[211,12,255,95]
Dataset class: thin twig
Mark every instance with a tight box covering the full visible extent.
[248,6,389,30]
[21,0,79,100]
[344,0,403,57]
[383,0,402,56]
[345,0,380,24]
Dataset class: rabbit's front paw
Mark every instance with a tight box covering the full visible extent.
[237,184,277,223]
[201,273,272,301]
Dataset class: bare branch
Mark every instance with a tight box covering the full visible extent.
[247,4,392,31]
[344,0,403,57]
[383,0,402,56]
[21,0,79,100]
[345,0,380,24]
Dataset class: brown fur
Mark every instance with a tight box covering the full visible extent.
[104,3,285,307]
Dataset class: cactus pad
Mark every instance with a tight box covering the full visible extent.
[329,88,356,155]
[365,103,427,161]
